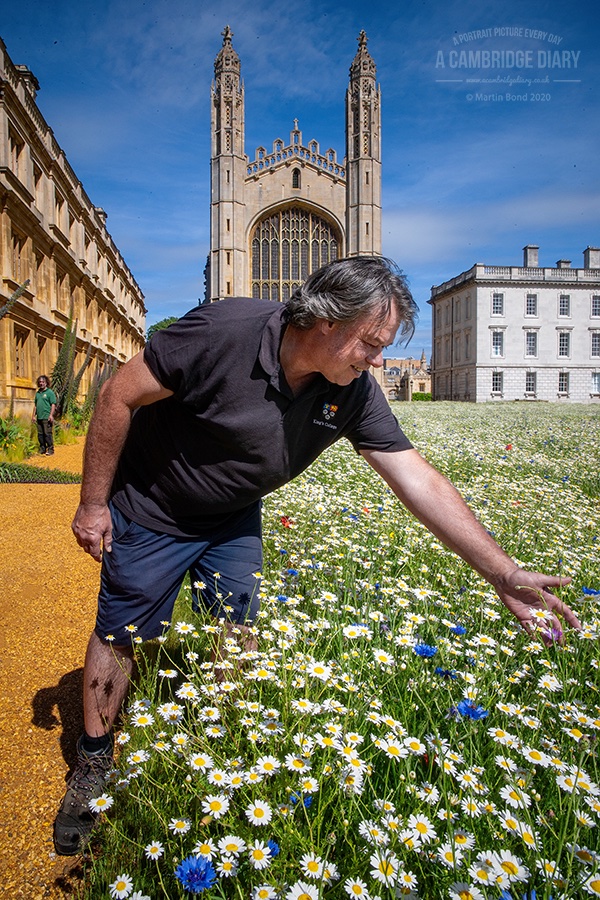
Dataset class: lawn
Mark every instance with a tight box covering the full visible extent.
[85,402,600,900]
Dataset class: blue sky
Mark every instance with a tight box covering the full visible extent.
[2,0,598,357]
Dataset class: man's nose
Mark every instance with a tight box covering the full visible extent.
[366,349,384,368]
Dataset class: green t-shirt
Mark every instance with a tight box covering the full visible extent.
[34,388,57,420]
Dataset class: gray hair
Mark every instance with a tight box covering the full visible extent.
[284,256,418,342]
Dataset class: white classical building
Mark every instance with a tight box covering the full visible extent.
[429,245,600,403]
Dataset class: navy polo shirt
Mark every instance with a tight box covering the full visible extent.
[111,299,412,537]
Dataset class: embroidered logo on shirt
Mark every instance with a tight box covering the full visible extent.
[322,403,338,421]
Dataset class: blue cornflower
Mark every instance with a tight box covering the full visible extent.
[286,568,299,576]
[289,792,313,809]
[277,594,288,603]
[501,891,545,900]
[582,586,600,595]
[267,839,280,857]
[174,855,217,893]
[414,642,437,658]
[434,666,457,679]
[456,699,488,720]
[449,624,466,635]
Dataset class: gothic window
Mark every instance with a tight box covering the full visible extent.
[251,207,340,301]
[292,168,301,189]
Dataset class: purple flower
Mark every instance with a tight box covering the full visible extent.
[414,643,437,658]
[456,699,488,720]
[175,856,217,893]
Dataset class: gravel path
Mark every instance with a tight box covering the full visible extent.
[0,438,99,897]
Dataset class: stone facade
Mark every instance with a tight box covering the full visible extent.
[371,352,431,400]
[207,27,381,303]
[429,245,600,403]
[0,38,146,417]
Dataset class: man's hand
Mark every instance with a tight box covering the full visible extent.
[72,503,112,562]
[493,567,580,641]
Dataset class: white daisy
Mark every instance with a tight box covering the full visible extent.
[144,840,164,860]
[245,799,273,826]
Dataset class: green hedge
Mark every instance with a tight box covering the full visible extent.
[0,463,81,484]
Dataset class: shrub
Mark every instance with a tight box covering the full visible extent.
[0,462,81,484]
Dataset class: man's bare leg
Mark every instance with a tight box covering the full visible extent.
[83,631,134,737]
[212,621,258,682]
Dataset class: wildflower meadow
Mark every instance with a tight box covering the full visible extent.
[85,402,599,900]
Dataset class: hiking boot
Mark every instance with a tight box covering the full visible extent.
[53,737,114,855]
[46,449,54,455]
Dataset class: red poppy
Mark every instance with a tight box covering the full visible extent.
[505,444,512,450]
[280,515,294,528]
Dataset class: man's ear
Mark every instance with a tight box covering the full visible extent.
[318,319,336,335]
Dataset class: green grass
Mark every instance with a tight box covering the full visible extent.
[82,403,600,900]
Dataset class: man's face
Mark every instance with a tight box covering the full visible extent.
[37,378,47,389]
[317,307,400,385]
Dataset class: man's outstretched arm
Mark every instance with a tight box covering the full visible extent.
[73,351,172,561]
[361,448,581,637]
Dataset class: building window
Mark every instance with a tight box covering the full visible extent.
[592,333,600,358]
[492,292,504,315]
[455,298,461,323]
[592,372,600,394]
[525,371,537,394]
[292,168,301,189]
[465,332,471,359]
[526,293,538,316]
[454,335,460,362]
[491,330,504,357]
[445,303,450,326]
[492,371,503,394]
[558,294,571,317]
[251,207,340,301]
[11,230,27,283]
[558,372,569,394]
[465,297,471,319]
[525,331,538,358]
[14,325,30,378]
[592,295,600,317]
[558,331,571,358]
[55,192,65,230]
[9,127,24,178]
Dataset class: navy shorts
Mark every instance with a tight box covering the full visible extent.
[95,501,263,645]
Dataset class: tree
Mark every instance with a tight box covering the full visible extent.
[0,280,30,322]
[146,317,178,342]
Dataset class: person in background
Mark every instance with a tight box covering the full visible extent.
[32,374,56,456]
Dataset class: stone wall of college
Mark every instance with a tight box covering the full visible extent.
[0,38,145,417]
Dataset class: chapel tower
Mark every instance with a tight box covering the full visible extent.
[345,30,382,257]
[210,26,247,301]
[208,28,382,302]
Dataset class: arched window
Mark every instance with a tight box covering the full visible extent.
[251,207,340,301]
[292,168,301,189]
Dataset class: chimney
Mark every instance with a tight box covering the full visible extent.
[523,245,539,267]
[556,259,571,269]
[583,247,600,269]
[14,65,40,100]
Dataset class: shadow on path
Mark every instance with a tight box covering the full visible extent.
[32,668,84,776]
